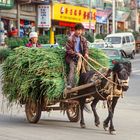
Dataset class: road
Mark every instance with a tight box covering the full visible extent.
[0,54,140,140]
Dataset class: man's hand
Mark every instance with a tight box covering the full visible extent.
[76,53,82,57]
[84,53,89,59]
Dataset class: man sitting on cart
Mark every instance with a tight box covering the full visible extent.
[65,23,89,89]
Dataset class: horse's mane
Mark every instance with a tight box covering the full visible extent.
[79,61,131,87]
[79,70,95,85]
[112,61,131,76]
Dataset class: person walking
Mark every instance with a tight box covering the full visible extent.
[65,23,89,89]
[0,19,5,46]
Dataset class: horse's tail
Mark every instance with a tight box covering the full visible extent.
[84,104,92,113]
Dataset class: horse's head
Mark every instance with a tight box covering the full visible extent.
[112,61,131,91]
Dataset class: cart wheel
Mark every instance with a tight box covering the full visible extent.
[25,99,42,123]
[66,104,80,122]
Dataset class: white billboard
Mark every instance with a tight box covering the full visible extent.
[38,5,51,28]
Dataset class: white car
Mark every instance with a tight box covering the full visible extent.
[88,40,113,48]
[105,32,136,59]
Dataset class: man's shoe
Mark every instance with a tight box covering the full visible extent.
[67,85,72,90]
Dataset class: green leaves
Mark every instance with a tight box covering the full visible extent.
[0,48,12,63]
[2,47,65,103]
[89,48,109,69]
[2,47,109,104]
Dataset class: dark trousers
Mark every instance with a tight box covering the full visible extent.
[67,60,76,87]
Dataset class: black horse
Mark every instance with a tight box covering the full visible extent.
[78,61,131,134]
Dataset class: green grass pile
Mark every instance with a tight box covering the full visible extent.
[89,48,109,69]
[2,47,109,104]
[0,48,12,63]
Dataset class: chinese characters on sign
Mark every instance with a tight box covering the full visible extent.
[38,5,51,28]
[53,3,96,24]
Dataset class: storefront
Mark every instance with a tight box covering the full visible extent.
[0,2,37,37]
[115,10,130,32]
[52,3,96,35]
[96,9,112,34]
[0,0,14,9]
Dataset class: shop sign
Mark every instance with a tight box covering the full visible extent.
[0,0,14,9]
[52,3,96,25]
[82,22,95,30]
[96,10,112,24]
[115,10,130,22]
[38,5,51,28]
[58,21,76,28]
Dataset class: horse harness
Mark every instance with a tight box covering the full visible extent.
[94,72,125,101]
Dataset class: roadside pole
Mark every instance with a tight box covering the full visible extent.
[89,0,92,33]
[112,0,116,33]
[17,2,20,37]
[50,2,54,44]
[50,27,54,44]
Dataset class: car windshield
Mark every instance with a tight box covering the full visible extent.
[102,49,120,57]
[105,37,121,44]
[90,43,104,48]
[95,43,104,48]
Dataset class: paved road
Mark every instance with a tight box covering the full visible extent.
[0,54,140,140]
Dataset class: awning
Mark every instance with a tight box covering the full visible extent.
[115,10,130,22]
[82,22,95,30]
[109,10,130,22]
[96,9,112,24]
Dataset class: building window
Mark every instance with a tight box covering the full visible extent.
[21,4,35,12]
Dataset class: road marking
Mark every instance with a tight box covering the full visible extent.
[131,58,140,62]
[132,69,140,73]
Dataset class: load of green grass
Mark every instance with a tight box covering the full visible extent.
[0,48,12,63]
[2,47,109,104]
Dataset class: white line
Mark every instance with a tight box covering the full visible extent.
[132,69,140,73]
[131,58,140,62]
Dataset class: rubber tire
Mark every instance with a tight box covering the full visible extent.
[25,99,42,123]
[66,104,80,122]
[130,51,135,59]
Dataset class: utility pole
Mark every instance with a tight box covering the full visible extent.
[17,2,20,37]
[89,0,92,33]
[112,0,116,33]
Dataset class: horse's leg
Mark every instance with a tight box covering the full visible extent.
[91,98,100,127]
[108,97,119,134]
[103,100,111,131]
[79,98,86,128]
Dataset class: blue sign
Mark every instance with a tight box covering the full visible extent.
[96,16,108,24]
[96,10,112,24]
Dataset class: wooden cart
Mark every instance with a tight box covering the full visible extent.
[25,82,96,123]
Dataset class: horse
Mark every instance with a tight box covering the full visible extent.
[77,61,131,134]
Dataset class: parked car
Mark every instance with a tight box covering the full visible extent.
[101,48,131,70]
[88,40,113,48]
[104,32,135,59]
[41,43,60,48]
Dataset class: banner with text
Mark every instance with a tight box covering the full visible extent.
[52,3,96,26]
[38,5,51,28]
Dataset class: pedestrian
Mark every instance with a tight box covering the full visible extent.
[20,26,25,38]
[0,19,5,46]
[26,31,41,48]
[65,23,89,89]
[8,27,18,37]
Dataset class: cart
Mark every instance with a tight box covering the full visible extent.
[25,82,97,123]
